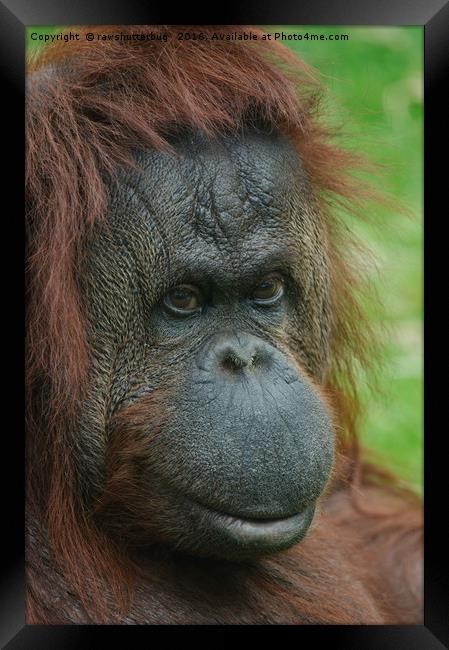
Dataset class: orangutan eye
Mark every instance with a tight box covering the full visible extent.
[251,274,284,304]
[163,285,203,315]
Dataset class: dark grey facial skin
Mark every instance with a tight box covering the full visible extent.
[77,129,334,559]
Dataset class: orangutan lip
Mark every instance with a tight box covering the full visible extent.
[207,507,302,525]
[190,499,314,544]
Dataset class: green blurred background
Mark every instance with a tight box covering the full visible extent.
[26,27,423,493]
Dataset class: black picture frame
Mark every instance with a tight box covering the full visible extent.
[3,1,448,647]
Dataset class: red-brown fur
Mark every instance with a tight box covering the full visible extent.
[25,25,423,624]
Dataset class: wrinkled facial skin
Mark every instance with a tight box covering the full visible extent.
[78,129,334,560]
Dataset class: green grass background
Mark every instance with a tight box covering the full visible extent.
[26,26,423,493]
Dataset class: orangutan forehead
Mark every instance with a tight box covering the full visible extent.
[108,130,312,241]
[99,130,325,292]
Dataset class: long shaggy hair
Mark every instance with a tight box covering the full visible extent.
[26,25,422,623]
